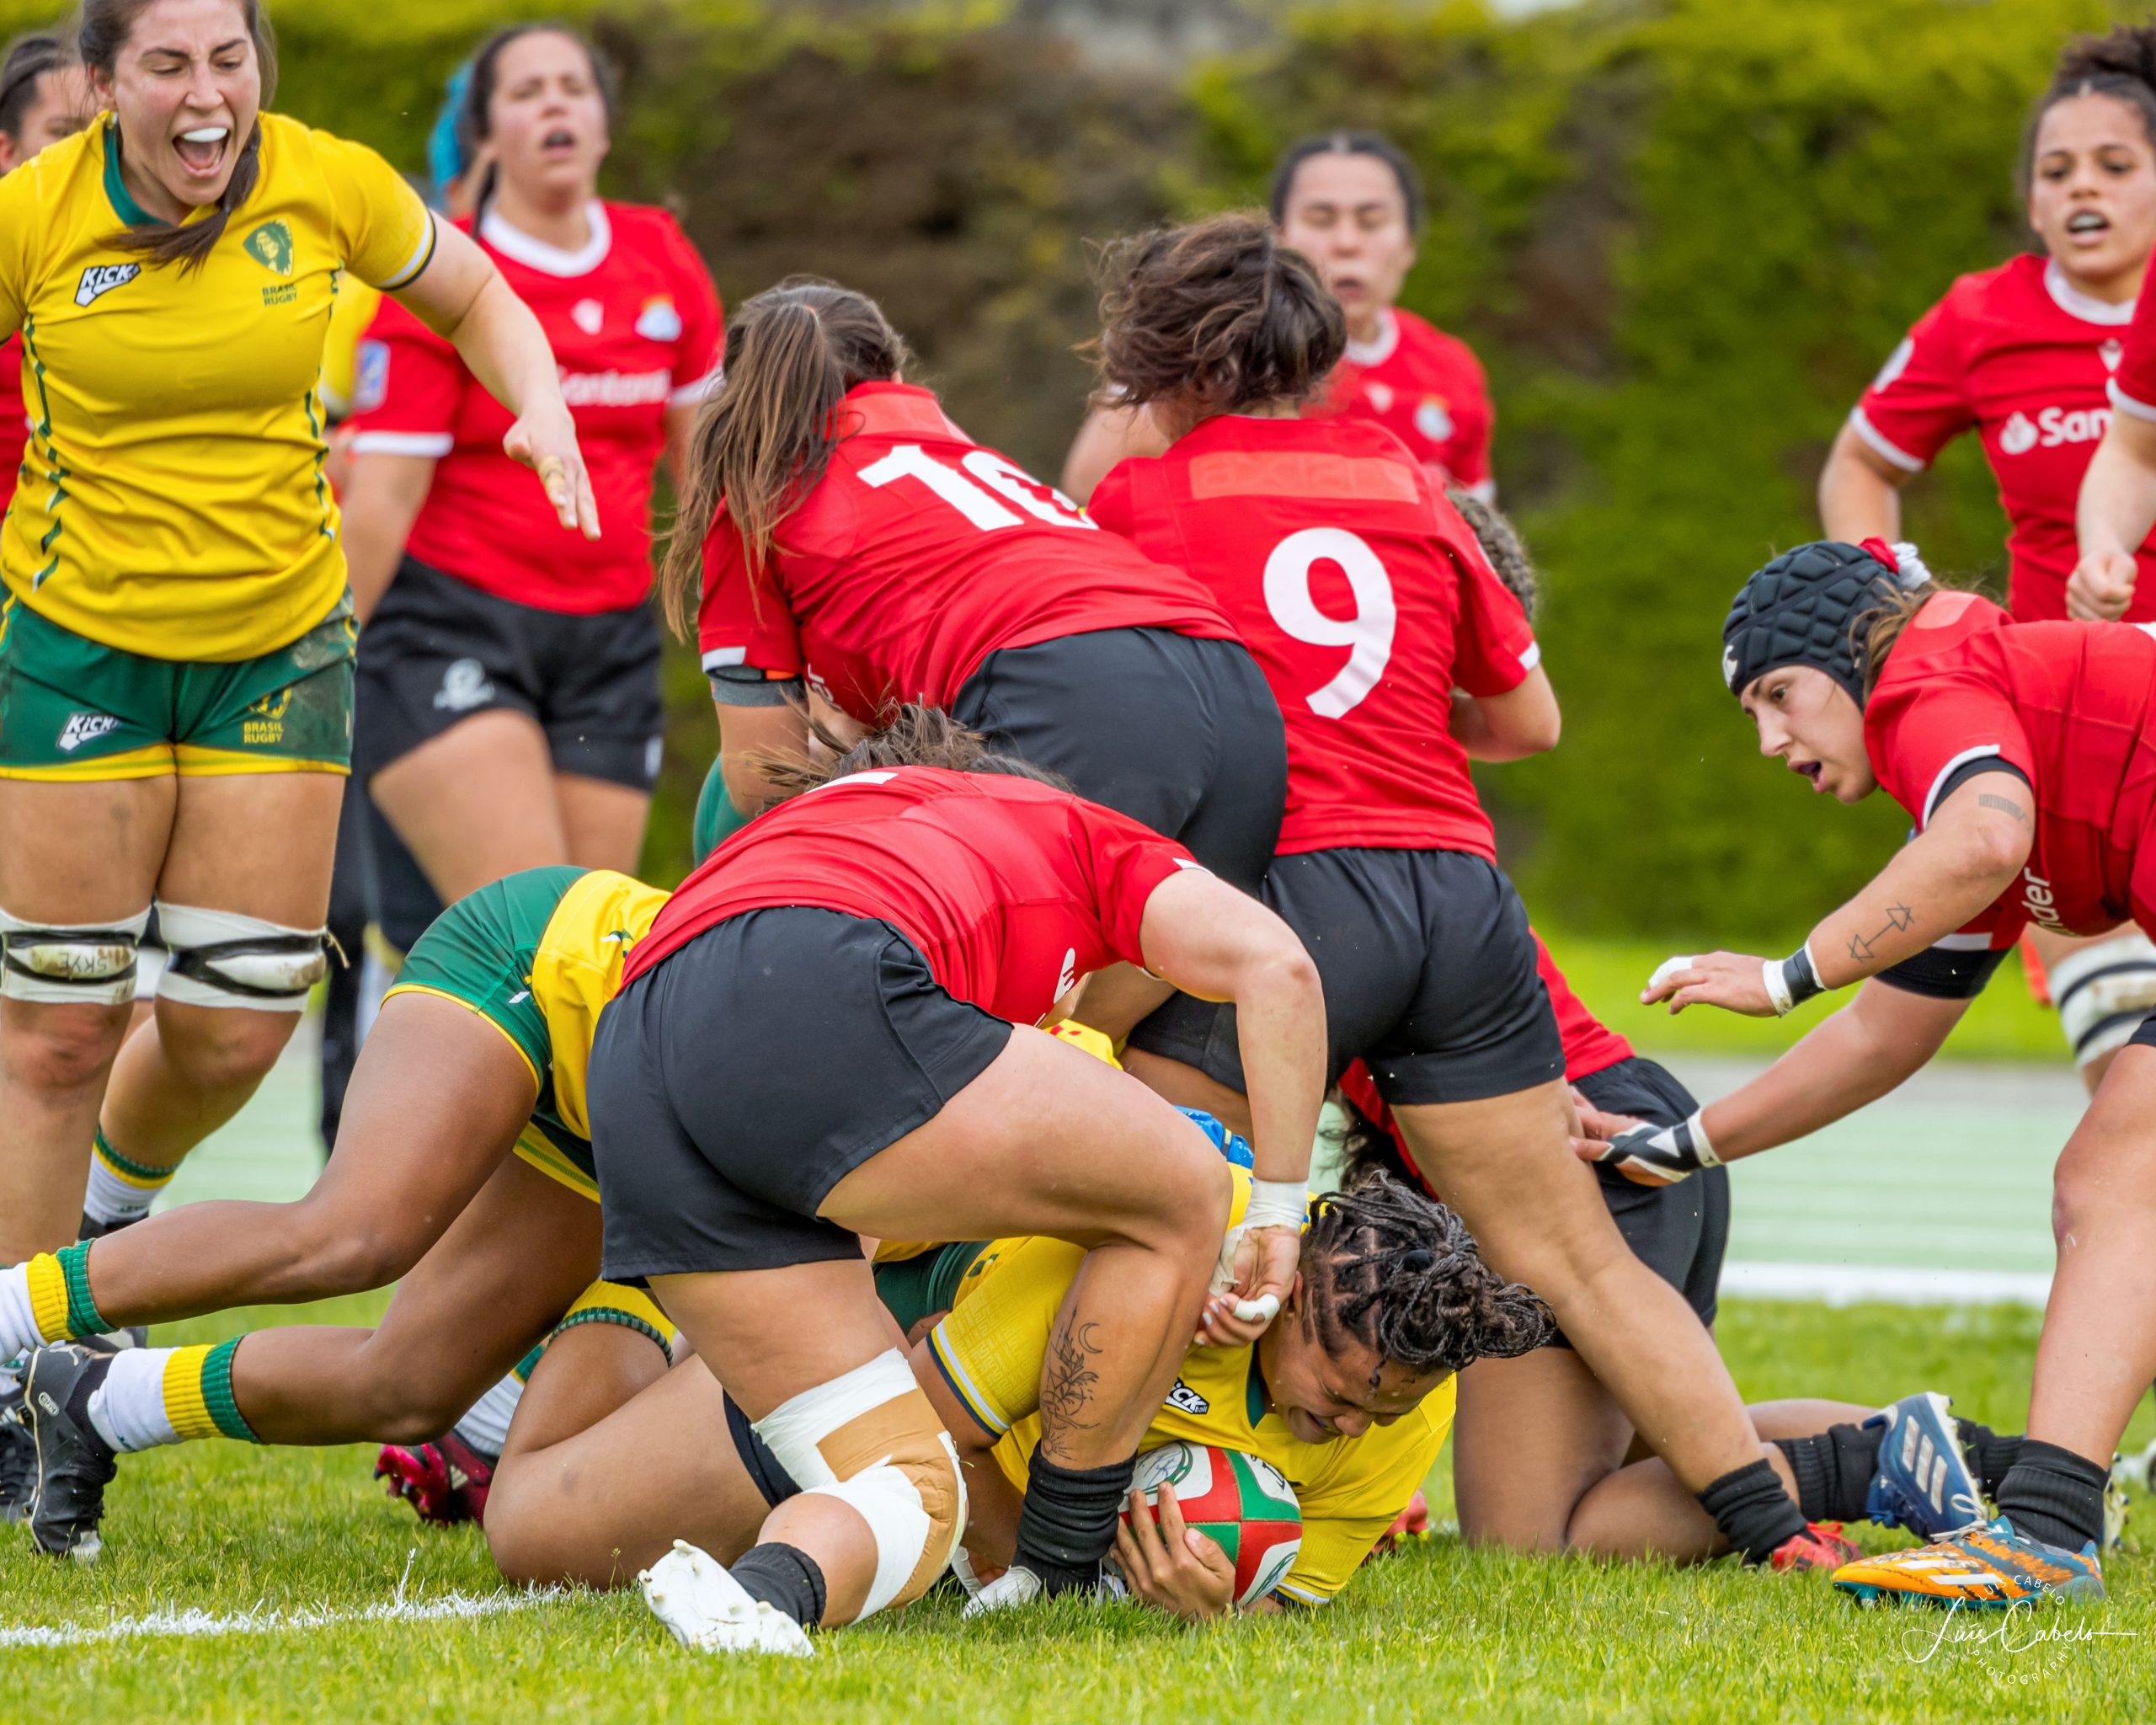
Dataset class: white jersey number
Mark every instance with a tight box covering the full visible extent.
[858,444,1097,532]
[1262,527,1396,718]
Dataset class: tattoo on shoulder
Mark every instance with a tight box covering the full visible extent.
[1037,1316,1103,1461]
[1977,792,2030,826]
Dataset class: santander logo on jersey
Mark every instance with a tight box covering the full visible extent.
[1997,405,2111,457]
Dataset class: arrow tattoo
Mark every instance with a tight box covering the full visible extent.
[1846,902,1914,964]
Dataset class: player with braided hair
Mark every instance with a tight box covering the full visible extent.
[476,1167,1550,1621]
[1590,536,2156,1604]
[1826,21,2156,1092]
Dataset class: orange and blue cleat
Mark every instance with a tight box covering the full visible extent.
[1832,1516,2105,1608]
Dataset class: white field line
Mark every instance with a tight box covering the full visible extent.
[1723,1261,2051,1307]
[0,1585,570,1649]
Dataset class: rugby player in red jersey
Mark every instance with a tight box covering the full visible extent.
[1085,211,1839,1575]
[0,30,92,517]
[1060,131,1494,504]
[340,23,723,905]
[1823,24,2156,1091]
[1597,538,2156,1604]
[1342,938,2012,1562]
[574,714,1325,1649]
[667,280,1286,1031]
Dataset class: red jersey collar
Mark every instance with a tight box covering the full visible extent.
[841,381,962,441]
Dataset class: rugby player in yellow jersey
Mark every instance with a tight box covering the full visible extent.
[468,1170,1552,1634]
[3,864,668,1558]
[0,0,601,1271]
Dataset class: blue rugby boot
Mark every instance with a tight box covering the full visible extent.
[1864,1392,1986,1536]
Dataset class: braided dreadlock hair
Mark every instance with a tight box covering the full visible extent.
[1447,488,1540,625]
[1301,1171,1554,1378]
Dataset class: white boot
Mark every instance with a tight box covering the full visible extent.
[638,1540,814,1658]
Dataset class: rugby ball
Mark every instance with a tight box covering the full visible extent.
[1118,1441,1302,1609]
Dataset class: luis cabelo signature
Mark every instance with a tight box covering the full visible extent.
[1902,1600,2137,1675]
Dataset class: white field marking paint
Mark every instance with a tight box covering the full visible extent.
[0,1583,571,1649]
[1722,1261,2051,1308]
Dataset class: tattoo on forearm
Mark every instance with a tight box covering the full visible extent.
[1977,793,2031,827]
[1037,1317,1103,1460]
[1846,901,1914,964]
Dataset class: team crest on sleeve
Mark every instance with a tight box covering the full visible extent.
[636,296,684,343]
[243,221,296,278]
[355,341,390,415]
[73,263,140,307]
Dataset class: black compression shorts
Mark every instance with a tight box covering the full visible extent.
[1128,846,1564,1104]
[356,556,664,791]
[952,627,1287,894]
[590,907,1013,1280]
[1572,1055,1729,1333]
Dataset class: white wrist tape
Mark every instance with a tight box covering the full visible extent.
[1241,1179,1308,1233]
[1762,957,1796,1016]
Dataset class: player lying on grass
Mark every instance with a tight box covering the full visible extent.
[467,1168,1551,1632]
[1335,1086,2040,1562]
[0,861,677,1558]
[1086,211,1822,1572]
[1590,537,2156,1605]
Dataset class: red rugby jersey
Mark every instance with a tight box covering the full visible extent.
[1865,591,2156,952]
[346,200,722,614]
[0,336,26,516]
[1306,308,1493,497]
[1852,254,2149,623]
[696,382,1235,723]
[1088,414,1539,858]
[620,766,1206,1026]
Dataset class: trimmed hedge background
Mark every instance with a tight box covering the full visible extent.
[4,0,2125,936]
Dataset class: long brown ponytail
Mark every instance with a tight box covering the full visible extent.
[659,278,911,638]
[79,0,279,275]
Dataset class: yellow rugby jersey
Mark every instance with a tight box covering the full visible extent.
[928,1169,1455,1607]
[0,113,437,661]
[319,278,383,420]
[385,867,669,1197]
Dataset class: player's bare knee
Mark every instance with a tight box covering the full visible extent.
[285,1202,424,1295]
[754,1350,967,1621]
[158,1004,297,1096]
[2,1005,128,1096]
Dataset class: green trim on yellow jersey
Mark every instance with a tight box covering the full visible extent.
[0,115,437,661]
[928,1174,1454,1607]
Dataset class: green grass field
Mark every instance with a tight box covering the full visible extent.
[3,1292,2148,1724]
[0,945,2116,1722]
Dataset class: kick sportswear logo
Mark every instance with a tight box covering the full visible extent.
[56,713,120,753]
[1165,1380,1210,1416]
[74,264,140,307]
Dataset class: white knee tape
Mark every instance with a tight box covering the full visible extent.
[2050,932,2156,1070]
[0,905,150,1006]
[154,902,328,1012]
[753,1348,968,1621]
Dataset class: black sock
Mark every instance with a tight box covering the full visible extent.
[1013,1446,1137,1595]
[1770,1423,1884,1523]
[1698,1457,1808,1562]
[1993,1439,2107,1552]
[730,1542,826,1629]
[61,1353,115,1461]
[1954,1419,2024,1498]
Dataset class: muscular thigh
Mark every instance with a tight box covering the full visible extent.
[0,777,173,919]
[1453,1347,1635,1551]
[159,771,344,925]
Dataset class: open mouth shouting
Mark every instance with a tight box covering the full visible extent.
[2065,208,2113,246]
[173,123,231,180]
[540,126,580,159]
[1792,757,1826,793]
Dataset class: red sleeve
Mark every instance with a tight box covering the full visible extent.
[1850,293,1972,473]
[344,293,464,457]
[1086,461,1138,536]
[1866,673,2036,831]
[696,513,804,681]
[2113,280,2156,423]
[1429,479,1538,697]
[660,214,725,410]
[1070,799,1207,969]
